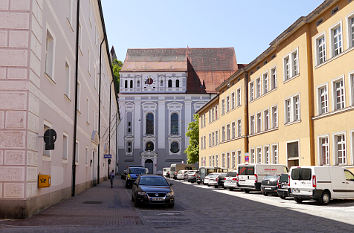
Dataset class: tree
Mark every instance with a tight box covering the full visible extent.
[112,59,123,93]
[185,114,199,164]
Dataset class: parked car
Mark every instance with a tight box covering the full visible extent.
[163,168,170,177]
[131,175,174,208]
[176,170,189,180]
[125,167,147,188]
[215,173,227,188]
[207,173,222,187]
[198,167,228,184]
[122,165,144,180]
[223,171,238,190]
[289,166,354,205]
[187,170,198,183]
[170,163,196,179]
[203,173,215,185]
[261,175,280,196]
[196,171,202,184]
[237,164,288,193]
[277,173,290,199]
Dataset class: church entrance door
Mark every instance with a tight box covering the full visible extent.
[145,159,153,174]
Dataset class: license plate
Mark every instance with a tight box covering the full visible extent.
[265,187,271,190]
[151,197,164,201]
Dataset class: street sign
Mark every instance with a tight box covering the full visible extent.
[245,153,249,162]
[104,154,112,159]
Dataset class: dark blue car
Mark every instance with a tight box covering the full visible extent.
[125,167,147,188]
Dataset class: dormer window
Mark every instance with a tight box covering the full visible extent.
[168,80,172,88]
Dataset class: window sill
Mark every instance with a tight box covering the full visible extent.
[283,73,300,84]
[44,72,56,85]
[284,119,301,126]
[313,106,354,120]
[314,46,353,69]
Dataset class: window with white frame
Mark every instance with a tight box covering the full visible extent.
[293,95,300,121]
[63,134,68,160]
[250,115,255,135]
[200,137,203,150]
[351,73,354,106]
[237,150,241,165]
[256,112,262,133]
[264,109,269,131]
[271,67,277,90]
[318,85,328,115]
[334,134,346,165]
[236,88,241,106]
[65,62,70,98]
[209,133,211,147]
[316,35,326,65]
[249,82,254,101]
[285,95,300,123]
[232,152,236,168]
[222,126,225,142]
[215,131,218,145]
[226,96,230,112]
[272,106,278,128]
[285,99,291,123]
[45,30,54,78]
[250,148,255,163]
[209,156,212,166]
[319,136,329,165]
[263,73,268,94]
[264,146,270,164]
[216,155,219,167]
[256,147,262,164]
[227,124,231,141]
[231,92,235,109]
[291,50,298,76]
[208,111,211,123]
[222,99,225,115]
[331,24,342,57]
[215,105,218,120]
[204,136,206,149]
[237,119,241,137]
[212,132,215,146]
[227,153,230,169]
[284,56,290,81]
[231,122,236,139]
[333,78,345,110]
[349,16,354,48]
[256,78,261,98]
[272,145,278,164]
[211,108,214,122]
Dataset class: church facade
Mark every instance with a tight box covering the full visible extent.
[117,48,237,173]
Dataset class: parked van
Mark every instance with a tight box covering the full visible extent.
[170,163,196,179]
[237,164,288,193]
[289,166,354,205]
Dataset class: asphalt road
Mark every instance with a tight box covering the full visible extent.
[1,178,353,233]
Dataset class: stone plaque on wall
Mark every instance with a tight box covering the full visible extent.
[4,183,24,198]
[0,167,25,181]
[4,150,25,165]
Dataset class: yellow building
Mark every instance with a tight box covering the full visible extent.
[198,0,354,172]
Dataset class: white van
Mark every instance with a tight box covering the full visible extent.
[237,164,288,193]
[289,166,354,205]
[163,167,170,177]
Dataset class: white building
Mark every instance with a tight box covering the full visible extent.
[0,0,118,218]
[118,48,238,173]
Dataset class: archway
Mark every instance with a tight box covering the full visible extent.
[145,159,153,174]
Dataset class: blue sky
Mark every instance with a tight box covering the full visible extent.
[101,0,324,64]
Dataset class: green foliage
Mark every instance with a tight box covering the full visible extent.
[185,114,199,164]
[112,59,123,93]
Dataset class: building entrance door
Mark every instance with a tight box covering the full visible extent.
[145,159,153,174]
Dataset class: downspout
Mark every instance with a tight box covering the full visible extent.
[71,0,80,197]
[97,38,105,184]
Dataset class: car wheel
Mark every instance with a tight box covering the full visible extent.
[244,189,250,193]
[319,191,330,205]
[229,188,234,191]
[263,191,267,196]
[294,197,303,203]
[280,195,285,199]
[214,185,218,188]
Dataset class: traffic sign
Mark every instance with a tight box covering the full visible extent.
[104,154,112,159]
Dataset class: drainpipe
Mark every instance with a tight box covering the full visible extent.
[71,0,80,197]
[97,38,105,184]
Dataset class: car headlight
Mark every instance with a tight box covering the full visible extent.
[137,191,146,196]
[166,191,174,197]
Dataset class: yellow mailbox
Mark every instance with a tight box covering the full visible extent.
[38,174,51,188]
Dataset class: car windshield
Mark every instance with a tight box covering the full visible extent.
[264,175,278,180]
[291,168,311,180]
[139,177,169,186]
[279,174,289,182]
[129,168,146,174]
[226,172,237,177]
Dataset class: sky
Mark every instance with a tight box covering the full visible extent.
[101,0,324,64]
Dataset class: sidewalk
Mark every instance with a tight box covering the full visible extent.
[0,179,152,233]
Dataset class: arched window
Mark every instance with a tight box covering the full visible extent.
[171,113,178,135]
[146,113,154,135]
[170,142,179,153]
[176,79,179,88]
[145,141,154,151]
[137,80,140,87]
[130,80,133,88]
[125,80,128,88]
[168,80,172,88]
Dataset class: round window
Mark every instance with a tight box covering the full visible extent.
[170,142,179,153]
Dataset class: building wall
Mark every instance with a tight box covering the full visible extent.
[0,0,118,218]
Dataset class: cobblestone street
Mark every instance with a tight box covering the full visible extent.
[1,178,354,233]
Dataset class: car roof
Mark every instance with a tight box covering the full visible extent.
[140,174,166,178]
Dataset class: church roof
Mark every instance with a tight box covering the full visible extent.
[121,47,238,94]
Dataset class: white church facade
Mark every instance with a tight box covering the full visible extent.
[118,48,238,173]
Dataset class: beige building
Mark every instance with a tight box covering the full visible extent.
[0,0,118,218]
[198,0,354,172]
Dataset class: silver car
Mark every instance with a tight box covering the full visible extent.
[206,173,221,186]
[223,171,238,190]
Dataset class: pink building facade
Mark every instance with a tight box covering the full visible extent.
[0,0,119,218]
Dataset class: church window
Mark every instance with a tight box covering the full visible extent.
[170,142,180,153]
[176,80,180,88]
[171,113,179,135]
[160,80,163,86]
[130,80,133,88]
[125,80,128,88]
[146,113,154,135]
[168,80,172,88]
[137,80,140,88]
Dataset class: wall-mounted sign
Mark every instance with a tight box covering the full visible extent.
[104,154,112,159]
[38,174,51,188]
